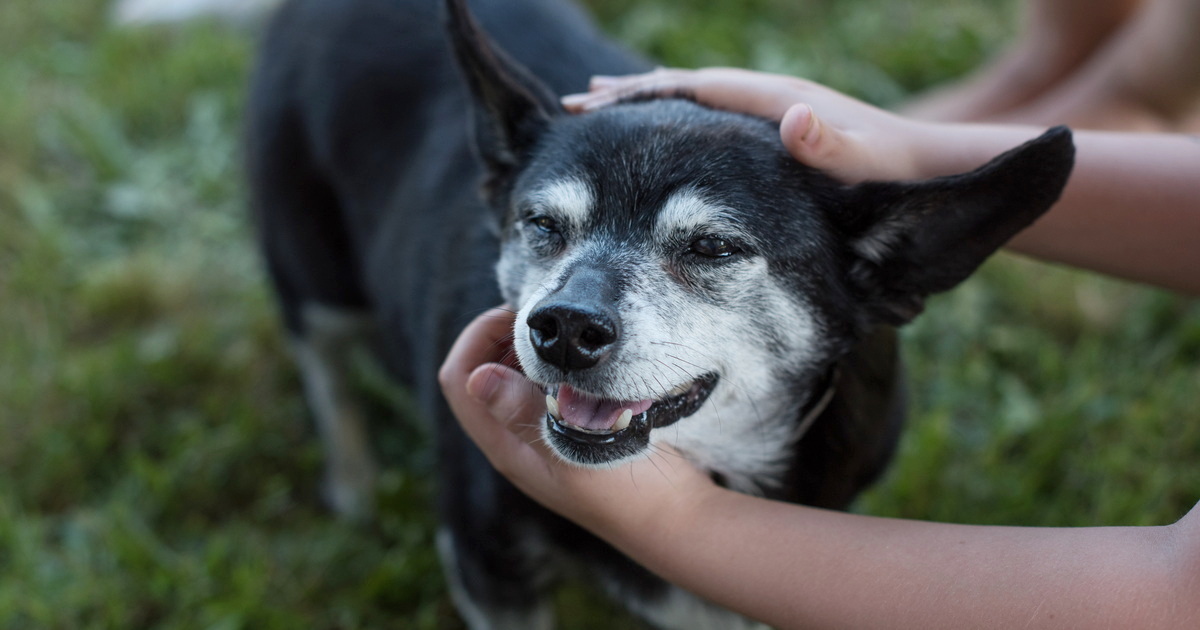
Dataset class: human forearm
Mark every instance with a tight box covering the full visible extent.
[600,486,1199,630]
[444,309,1200,629]
[1010,131,1199,294]
[912,124,1200,293]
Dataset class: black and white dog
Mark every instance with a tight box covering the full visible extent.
[247,0,1074,626]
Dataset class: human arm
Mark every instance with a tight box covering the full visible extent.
[440,308,1200,630]
[563,69,1200,294]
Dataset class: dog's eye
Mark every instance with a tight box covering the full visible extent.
[528,215,560,234]
[690,236,741,258]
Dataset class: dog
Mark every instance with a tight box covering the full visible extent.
[246,0,1074,626]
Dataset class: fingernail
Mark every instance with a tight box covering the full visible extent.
[801,105,821,144]
[561,93,613,113]
[589,75,619,88]
[561,93,590,107]
[781,103,819,153]
[792,103,820,140]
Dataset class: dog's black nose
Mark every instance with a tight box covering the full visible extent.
[527,303,619,371]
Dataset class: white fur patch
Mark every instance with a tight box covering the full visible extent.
[653,187,742,242]
[852,213,917,264]
[525,178,594,235]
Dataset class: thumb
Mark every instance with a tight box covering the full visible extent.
[780,103,837,167]
[780,102,878,185]
[467,363,548,443]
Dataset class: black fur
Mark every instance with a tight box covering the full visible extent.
[247,0,1074,625]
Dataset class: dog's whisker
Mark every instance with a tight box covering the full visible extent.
[483,336,517,358]
[635,374,660,402]
[659,343,781,449]
[452,305,521,328]
[660,352,708,374]
[643,447,671,484]
[648,372,669,399]
[654,358,690,385]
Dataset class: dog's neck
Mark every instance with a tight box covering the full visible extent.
[793,366,839,444]
[704,366,839,493]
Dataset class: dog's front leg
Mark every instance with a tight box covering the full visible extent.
[436,527,554,630]
[291,304,379,521]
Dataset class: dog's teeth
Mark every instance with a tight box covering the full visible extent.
[545,395,561,419]
[613,409,632,432]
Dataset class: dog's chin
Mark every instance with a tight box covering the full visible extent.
[542,373,719,466]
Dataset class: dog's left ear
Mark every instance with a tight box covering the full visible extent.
[835,126,1075,325]
[444,0,563,201]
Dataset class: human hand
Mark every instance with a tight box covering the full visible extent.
[561,67,938,184]
[438,307,716,537]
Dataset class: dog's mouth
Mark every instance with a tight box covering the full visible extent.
[543,373,718,464]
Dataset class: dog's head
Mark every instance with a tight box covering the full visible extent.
[447,0,1074,486]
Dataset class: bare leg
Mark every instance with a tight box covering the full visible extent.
[903,0,1143,122]
[996,0,1200,130]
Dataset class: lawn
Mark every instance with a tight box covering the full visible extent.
[1,0,1196,628]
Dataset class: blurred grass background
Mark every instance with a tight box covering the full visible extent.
[1,0,1196,628]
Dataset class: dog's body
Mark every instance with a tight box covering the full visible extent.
[248,0,1074,627]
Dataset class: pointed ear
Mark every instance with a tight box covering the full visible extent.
[836,126,1075,325]
[444,0,563,201]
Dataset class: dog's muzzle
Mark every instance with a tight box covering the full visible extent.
[542,373,718,464]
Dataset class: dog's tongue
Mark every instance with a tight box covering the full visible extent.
[556,385,653,432]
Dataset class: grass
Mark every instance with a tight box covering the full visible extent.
[1,0,1196,628]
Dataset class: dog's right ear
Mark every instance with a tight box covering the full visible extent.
[833,126,1075,326]
[444,0,563,202]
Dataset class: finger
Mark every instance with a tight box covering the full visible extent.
[439,307,553,459]
[439,306,518,389]
[562,69,696,112]
[587,74,622,89]
[561,83,643,112]
[467,363,548,445]
[588,67,680,92]
[455,362,562,494]
[560,91,603,111]
[779,103,820,162]
[779,103,868,184]
[566,68,800,122]
[452,362,537,450]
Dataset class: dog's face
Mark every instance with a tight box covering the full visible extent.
[496,103,857,484]
[447,0,1074,486]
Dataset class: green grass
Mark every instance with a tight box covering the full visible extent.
[1,0,1196,628]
